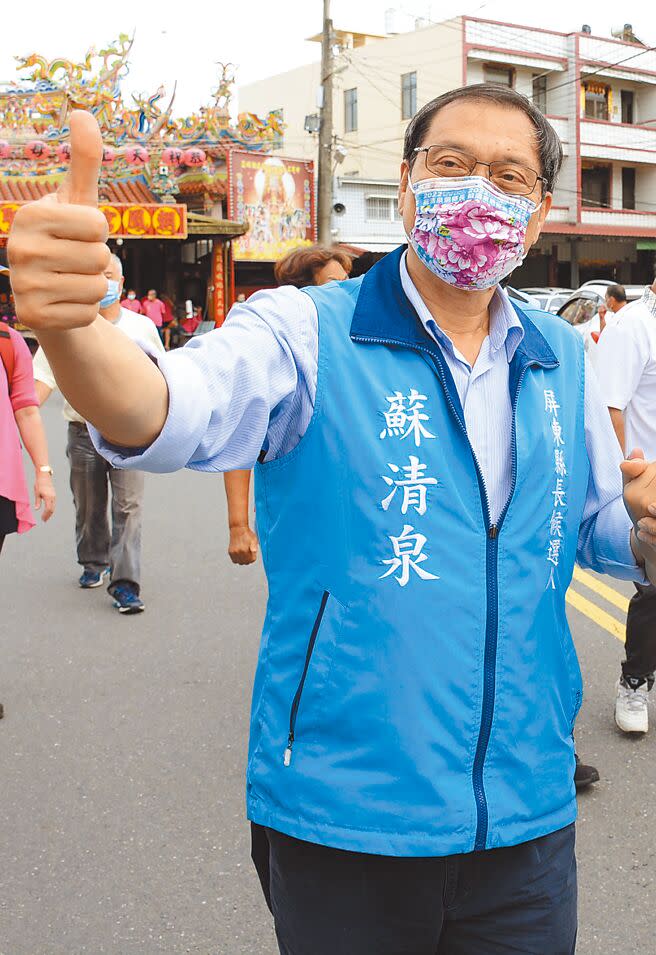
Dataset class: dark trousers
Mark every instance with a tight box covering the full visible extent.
[66,423,144,591]
[623,582,656,687]
[251,823,577,955]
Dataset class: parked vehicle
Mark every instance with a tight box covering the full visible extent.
[519,287,573,314]
[557,282,644,326]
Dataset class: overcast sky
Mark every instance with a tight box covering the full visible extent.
[1,0,653,119]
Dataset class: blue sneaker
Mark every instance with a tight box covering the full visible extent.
[110,583,145,615]
[79,567,110,589]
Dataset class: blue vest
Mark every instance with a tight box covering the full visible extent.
[249,247,590,857]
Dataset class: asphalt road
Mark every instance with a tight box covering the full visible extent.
[2,396,654,954]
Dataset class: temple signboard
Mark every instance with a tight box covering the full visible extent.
[0,202,187,241]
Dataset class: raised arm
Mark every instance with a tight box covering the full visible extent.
[8,111,168,448]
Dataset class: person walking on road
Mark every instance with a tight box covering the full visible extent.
[224,246,353,566]
[10,96,656,955]
[33,255,164,614]
[596,278,656,733]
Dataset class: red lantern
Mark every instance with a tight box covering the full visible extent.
[0,141,10,160]
[162,146,183,166]
[182,147,206,167]
[25,140,51,161]
[102,146,116,165]
[124,146,149,165]
[56,142,71,163]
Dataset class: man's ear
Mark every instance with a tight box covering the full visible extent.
[398,161,410,216]
[526,191,552,249]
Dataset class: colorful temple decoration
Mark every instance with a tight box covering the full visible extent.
[0,35,285,240]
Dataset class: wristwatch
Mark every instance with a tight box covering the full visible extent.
[38,465,54,476]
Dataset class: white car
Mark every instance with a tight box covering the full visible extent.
[519,287,574,314]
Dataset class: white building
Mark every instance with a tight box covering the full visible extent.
[239,17,656,284]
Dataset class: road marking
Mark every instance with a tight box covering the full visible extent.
[571,566,630,613]
[566,588,626,643]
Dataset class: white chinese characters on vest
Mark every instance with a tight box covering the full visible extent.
[544,389,568,589]
[379,390,439,587]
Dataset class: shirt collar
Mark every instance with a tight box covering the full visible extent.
[399,251,524,364]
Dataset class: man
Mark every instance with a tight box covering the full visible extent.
[9,93,656,954]
[596,278,656,733]
[141,289,166,339]
[605,283,628,316]
[120,288,142,313]
[33,255,164,614]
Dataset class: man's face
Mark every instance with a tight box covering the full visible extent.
[398,99,552,262]
[100,260,124,317]
[605,295,622,313]
[147,290,157,301]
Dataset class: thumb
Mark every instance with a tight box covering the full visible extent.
[621,448,647,485]
[56,110,102,206]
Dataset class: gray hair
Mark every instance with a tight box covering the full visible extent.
[403,84,563,193]
[110,253,124,274]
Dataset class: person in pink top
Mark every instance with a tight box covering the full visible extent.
[120,289,142,314]
[141,289,166,328]
[0,317,56,557]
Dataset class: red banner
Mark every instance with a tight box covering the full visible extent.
[212,242,226,327]
[228,150,315,261]
[0,201,187,241]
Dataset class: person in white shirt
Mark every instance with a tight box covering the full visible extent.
[596,280,656,732]
[33,254,164,614]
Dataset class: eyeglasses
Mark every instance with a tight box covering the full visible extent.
[413,144,547,197]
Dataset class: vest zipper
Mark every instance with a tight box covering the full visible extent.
[284,590,330,767]
[352,332,555,850]
[429,355,535,851]
[471,364,530,850]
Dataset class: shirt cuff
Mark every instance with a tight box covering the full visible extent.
[88,347,212,473]
[579,496,648,583]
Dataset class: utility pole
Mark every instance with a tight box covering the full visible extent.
[317,0,334,244]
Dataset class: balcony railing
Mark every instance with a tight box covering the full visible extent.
[580,120,656,163]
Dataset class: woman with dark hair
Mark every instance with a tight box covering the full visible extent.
[223,247,352,565]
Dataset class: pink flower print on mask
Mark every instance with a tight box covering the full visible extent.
[408,175,538,291]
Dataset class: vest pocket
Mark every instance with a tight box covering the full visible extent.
[284,590,330,766]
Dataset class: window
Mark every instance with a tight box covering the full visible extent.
[621,90,634,124]
[532,74,547,114]
[344,88,358,133]
[366,196,393,220]
[560,297,598,327]
[483,64,514,88]
[622,167,636,210]
[401,71,417,120]
[584,81,610,121]
[581,163,612,208]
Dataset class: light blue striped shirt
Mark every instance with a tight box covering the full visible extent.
[93,255,641,579]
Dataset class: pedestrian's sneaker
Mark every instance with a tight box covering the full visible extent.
[111,583,145,615]
[615,677,649,734]
[574,754,600,790]
[79,567,110,589]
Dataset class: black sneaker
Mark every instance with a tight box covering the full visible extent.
[574,754,600,790]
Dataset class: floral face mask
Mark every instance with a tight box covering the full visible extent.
[407,175,541,291]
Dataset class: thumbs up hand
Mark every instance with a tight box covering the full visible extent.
[8,111,111,330]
